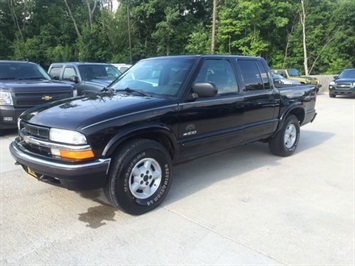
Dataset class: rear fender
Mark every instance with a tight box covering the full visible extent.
[273,103,305,136]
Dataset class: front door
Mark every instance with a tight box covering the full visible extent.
[177,58,245,161]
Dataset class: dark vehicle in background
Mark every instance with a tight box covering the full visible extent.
[0,60,76,133]
[10,55,317,215]
[328,69,355,98]
[48,62,121,95]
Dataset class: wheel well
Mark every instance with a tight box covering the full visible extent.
[288,107,305,124]
[109,131,175,160]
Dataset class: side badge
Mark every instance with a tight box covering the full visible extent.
[183,124,197,136]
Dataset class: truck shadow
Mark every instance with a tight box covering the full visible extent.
[163,129,334,206]
[75,129,333,221]
[0,128,17,137]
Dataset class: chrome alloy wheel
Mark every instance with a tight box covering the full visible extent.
[284,124,297,149]
[129,158,162,199]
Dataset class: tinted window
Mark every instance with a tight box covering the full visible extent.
[78,65,120,81]
[110,58,195,97]
[256,61,271,90]
[194,59,238,94]
[0,62,50,80]
[339,69,355,79]
[238,60,264,91]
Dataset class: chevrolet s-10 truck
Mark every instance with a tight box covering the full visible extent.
[10,55,317,215]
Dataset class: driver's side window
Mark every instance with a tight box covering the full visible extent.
[194,59,238,95]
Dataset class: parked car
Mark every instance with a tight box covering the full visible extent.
[48,62,121,95]
[272,68,321,91]
[271,72,301,86]
[0,60,76,132]
[10,55,317,215]
[328,68,355,98]
[112,63,132,73]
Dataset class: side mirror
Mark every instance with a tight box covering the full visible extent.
[333,75,339,80]
[69,75,79,83]
[192,82,218,98]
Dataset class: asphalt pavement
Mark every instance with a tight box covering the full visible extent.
[0,94,354,265]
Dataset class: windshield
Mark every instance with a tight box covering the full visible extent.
[110,58,196,97]
[78,65,121,81]
[287,68,300,77]
[0,62,51,80]
[339,69,355,79]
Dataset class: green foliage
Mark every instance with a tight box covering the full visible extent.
[185,23,211,54]
[0,0,354,74]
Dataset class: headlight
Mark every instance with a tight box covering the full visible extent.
[0,92,13,105]
[49,128,87,145]
[329,81,335,86]
[305,79,310,83]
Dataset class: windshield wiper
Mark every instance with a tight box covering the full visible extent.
[117,88,150,97]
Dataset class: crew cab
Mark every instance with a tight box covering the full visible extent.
[0,60,76,133]
[48,62,121,95]
[10,55,317,215]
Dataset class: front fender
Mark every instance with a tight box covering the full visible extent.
[102,123,178,158]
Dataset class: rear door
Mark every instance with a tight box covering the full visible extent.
[235,58,279,142]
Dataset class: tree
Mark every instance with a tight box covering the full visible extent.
[300,0,309,75]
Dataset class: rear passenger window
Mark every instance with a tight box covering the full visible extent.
[256,61,271,90]
[238,60,270,91]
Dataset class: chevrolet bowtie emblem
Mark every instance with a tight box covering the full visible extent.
[42,96,52,101]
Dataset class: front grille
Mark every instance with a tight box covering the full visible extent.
[335,82,351,90]
[26,142,51,156]
[14,91,73,107]
[20,121,49,140]
[19,121,52,157]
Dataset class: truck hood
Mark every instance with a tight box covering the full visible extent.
[0,79,73,91]
[335,78,355,83]
[20,92,175,131]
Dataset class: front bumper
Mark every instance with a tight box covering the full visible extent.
[9,138,111,190]
[0,106,26,129]
[329,88,355,96]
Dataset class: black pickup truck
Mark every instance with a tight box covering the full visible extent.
[10,55,317,215]
[0,60,76,133]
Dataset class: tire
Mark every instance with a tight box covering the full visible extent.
[268,115,300,157]
[329,93,336,98]
[104,139,173,215]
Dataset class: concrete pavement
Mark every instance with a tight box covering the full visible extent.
[0,94,354,265]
